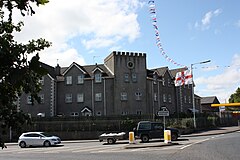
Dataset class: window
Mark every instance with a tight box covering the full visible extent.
[184,95,187,103]
[39,77,44,85]
[77,93,84,102]
[66,76,72,85]
[162,78,165,86]
[95,73,102,83]
[121,111,128,115]
[153,74,157,84]
[124,73,129,82]
[132,73,137,82]
[39,94,44,104]
[77,75,84,84]
[135,92,142,101]
[121,92,128,101]
[95,93,102,101]
[163,94,167,103]
[168,94,172,103]
[168,79,171,86]
[65,94,72,103]
[136,110,142,115]
[27,96,32,104]
[188,95,192,104]
[70,112,79,117]
[96,111,102,116]
[154,93,158,101]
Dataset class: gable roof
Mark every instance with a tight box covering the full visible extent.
[148,66,174,79]
[62,62,87,75]
[201,96,220,104]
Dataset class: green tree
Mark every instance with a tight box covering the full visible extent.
[229,87,240,103]
[0,0,51,142]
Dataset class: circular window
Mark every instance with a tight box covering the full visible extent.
[127,61,134,69]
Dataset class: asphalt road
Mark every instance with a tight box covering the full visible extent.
[1,131,240,160]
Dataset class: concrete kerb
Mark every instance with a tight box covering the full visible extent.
[124,142,178,149]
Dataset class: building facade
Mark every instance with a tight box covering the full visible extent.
[19,51,196,117]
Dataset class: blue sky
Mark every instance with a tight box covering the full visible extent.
[13,0,240,103]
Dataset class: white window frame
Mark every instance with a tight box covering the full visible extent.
[163,94,167,103]
[95,73,102,83]
[162,78,165,86]
[66,76,72,85]
[124,73,129,82]
[77,93,84,103]
[154,93,158,101]
[95,93,102,101]
[168,94,172,103]
[77,75,84,84]
[132,73,137,82]
[65,93,72,103]
[121,92,128,101]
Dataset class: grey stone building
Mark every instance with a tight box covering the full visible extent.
[19,51,195,117]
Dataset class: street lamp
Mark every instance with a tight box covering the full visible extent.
[191,60,211,128]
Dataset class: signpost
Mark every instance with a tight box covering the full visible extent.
[157,107,169,130]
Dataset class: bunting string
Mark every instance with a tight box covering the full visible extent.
[148,1,187,68]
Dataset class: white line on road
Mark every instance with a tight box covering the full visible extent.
[180,138,210,150]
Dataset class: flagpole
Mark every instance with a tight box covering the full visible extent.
[191,60,211,129]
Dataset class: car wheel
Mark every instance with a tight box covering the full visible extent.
[43,140,51,147]
[107,138,115,144]
[141,135,149,143]
[19,141,27,148]
[171,133,178,141]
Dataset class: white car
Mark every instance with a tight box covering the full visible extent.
[18,132,61,148]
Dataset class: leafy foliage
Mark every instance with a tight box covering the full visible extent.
[229,87,240,103]
[0,0,50,139]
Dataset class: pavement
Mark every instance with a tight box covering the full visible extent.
[124,126,240,149]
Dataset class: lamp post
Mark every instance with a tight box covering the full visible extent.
[191,60,211,128]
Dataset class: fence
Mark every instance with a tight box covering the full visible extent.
[2,114,239,142]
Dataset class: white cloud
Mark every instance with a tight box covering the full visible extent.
[12,0,143,66]
[195,9,222,30]
[195,54,240,102]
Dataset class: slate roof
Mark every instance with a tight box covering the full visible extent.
[169,67,188,78]
[201,96,220,104]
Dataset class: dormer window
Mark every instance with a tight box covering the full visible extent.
[95,73,102,83]
[77,74,84,84]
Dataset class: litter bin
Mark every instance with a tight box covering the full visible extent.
[164,130,171,144]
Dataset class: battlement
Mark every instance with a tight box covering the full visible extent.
[112,51,146,57]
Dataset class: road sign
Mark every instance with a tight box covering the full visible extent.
[157,110,169,116]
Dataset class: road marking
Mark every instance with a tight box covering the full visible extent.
[180,138,210,150]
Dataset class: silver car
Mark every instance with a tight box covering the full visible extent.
[18,132,61,148]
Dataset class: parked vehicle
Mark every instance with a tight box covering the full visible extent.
[134,121,180,143]
[18,132,61,148]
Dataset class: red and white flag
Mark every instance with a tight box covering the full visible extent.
[175,70,193,86]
